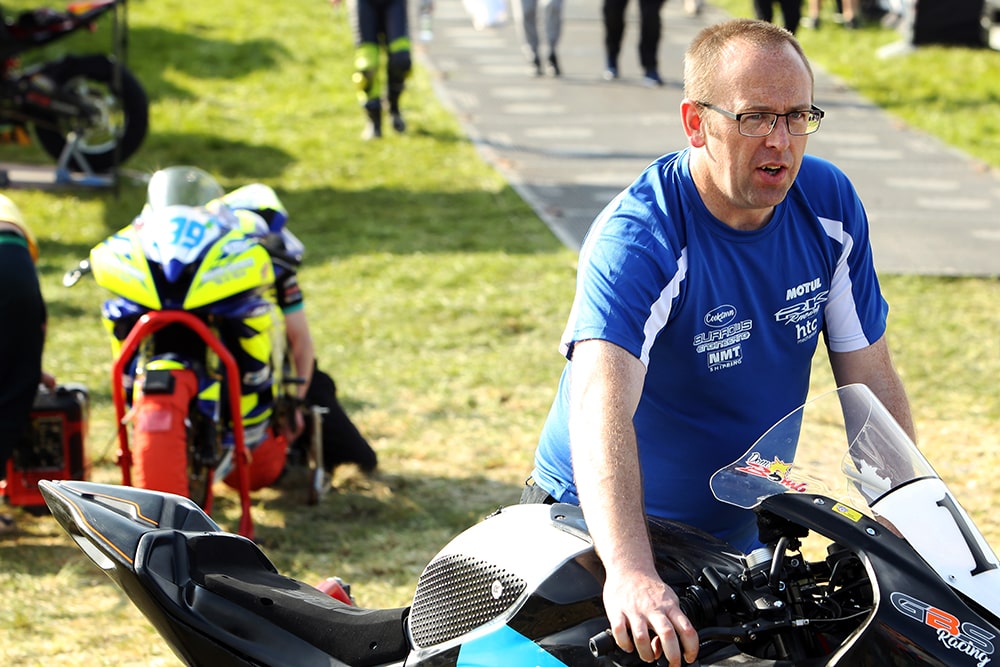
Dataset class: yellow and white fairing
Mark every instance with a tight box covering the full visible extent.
[89,226,162,310]
[88,205,274,310]
[90,198,282,447]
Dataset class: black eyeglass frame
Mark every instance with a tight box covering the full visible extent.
[696,101,826,137]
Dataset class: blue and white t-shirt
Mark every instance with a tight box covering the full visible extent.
[532,149,888,551]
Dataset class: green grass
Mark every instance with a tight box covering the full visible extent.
[0,0,997,664]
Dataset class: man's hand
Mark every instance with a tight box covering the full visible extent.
[284,405,306,442]
[40,371,56,390]
[604,567,699,666]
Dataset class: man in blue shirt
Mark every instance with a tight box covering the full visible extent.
[526,18,915,667]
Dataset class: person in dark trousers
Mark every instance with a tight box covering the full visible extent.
[0,194,55,534]
[338,0,413,139]
[602,0,667,86]
[752,0,803,33]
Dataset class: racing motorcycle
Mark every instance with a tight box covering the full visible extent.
[63,167,309,539]
[40,383,1000,666]
[0,0,148,173]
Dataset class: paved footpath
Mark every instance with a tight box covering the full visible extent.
[415,0,1000,277]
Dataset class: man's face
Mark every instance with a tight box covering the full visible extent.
[687,40,814,230]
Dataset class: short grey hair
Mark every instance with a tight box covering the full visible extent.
[684,18,814,103]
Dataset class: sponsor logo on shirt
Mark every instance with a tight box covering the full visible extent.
[775,278,827,344]
[695,305,751,372]
[704,304,737,328]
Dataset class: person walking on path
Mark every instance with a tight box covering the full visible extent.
[522,18,915,666]
[753,0,803,33]
[602,0,667,86]
[511,0,564,76]
[335,0,413,139]
[805,0,859,28]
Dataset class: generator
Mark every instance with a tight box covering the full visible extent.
[1,383,89,508]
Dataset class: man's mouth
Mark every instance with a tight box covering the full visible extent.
[761,165,783,175]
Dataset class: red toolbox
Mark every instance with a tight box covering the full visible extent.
[1,383,89,508]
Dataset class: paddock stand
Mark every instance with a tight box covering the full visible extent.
[0,132,119,190]
[53,130,117,187]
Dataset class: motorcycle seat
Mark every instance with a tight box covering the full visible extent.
[185,532,411,666]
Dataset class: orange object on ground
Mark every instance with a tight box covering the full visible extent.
[132,369,198,496]
[223,430,288,491]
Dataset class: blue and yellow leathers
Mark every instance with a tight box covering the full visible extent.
[348,0,412,137]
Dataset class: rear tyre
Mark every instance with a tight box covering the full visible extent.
[33,54,148,172]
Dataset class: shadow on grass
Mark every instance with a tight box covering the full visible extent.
[47,174,563,262]
[90,24,287,104]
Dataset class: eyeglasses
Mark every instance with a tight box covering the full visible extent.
[697,102,825,137]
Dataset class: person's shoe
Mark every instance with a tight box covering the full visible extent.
[0,513,16,536]
[603,64,619,81]
[390,111,406,133]
[548,53,561,77]
[362,100,382,140]
[641,70,664,87]
[532,54,543,77]
[361,119,382,140]
[802,15,820,29]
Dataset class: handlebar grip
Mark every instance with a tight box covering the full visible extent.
[589,628,699,666]
[589,629,615,657]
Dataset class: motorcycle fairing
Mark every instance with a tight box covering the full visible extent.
[99,205,275,312]
[871,478,1000,613]
[39,480,218,581]
[0,1,120,60]
[758,491,999,666]
[132,205,274,311]
[406,504,593,659]
[454,624,569,667]
[90,227,162,310]
[183,231,274,311]
[39,480,411,667]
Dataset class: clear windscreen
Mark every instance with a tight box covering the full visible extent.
[711,384,1000,612]
[146,166,225,211]
[709,383,934,515]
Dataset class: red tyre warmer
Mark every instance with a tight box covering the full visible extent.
[132,369,198,496]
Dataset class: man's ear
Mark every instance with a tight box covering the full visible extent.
[681,99,706,148]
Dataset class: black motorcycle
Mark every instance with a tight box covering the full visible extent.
[41,384,1000,666]
[0,0,147,174]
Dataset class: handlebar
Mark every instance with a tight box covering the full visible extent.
[587,588,710,666]
[63,258,91,287]
[588,578,801,665]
